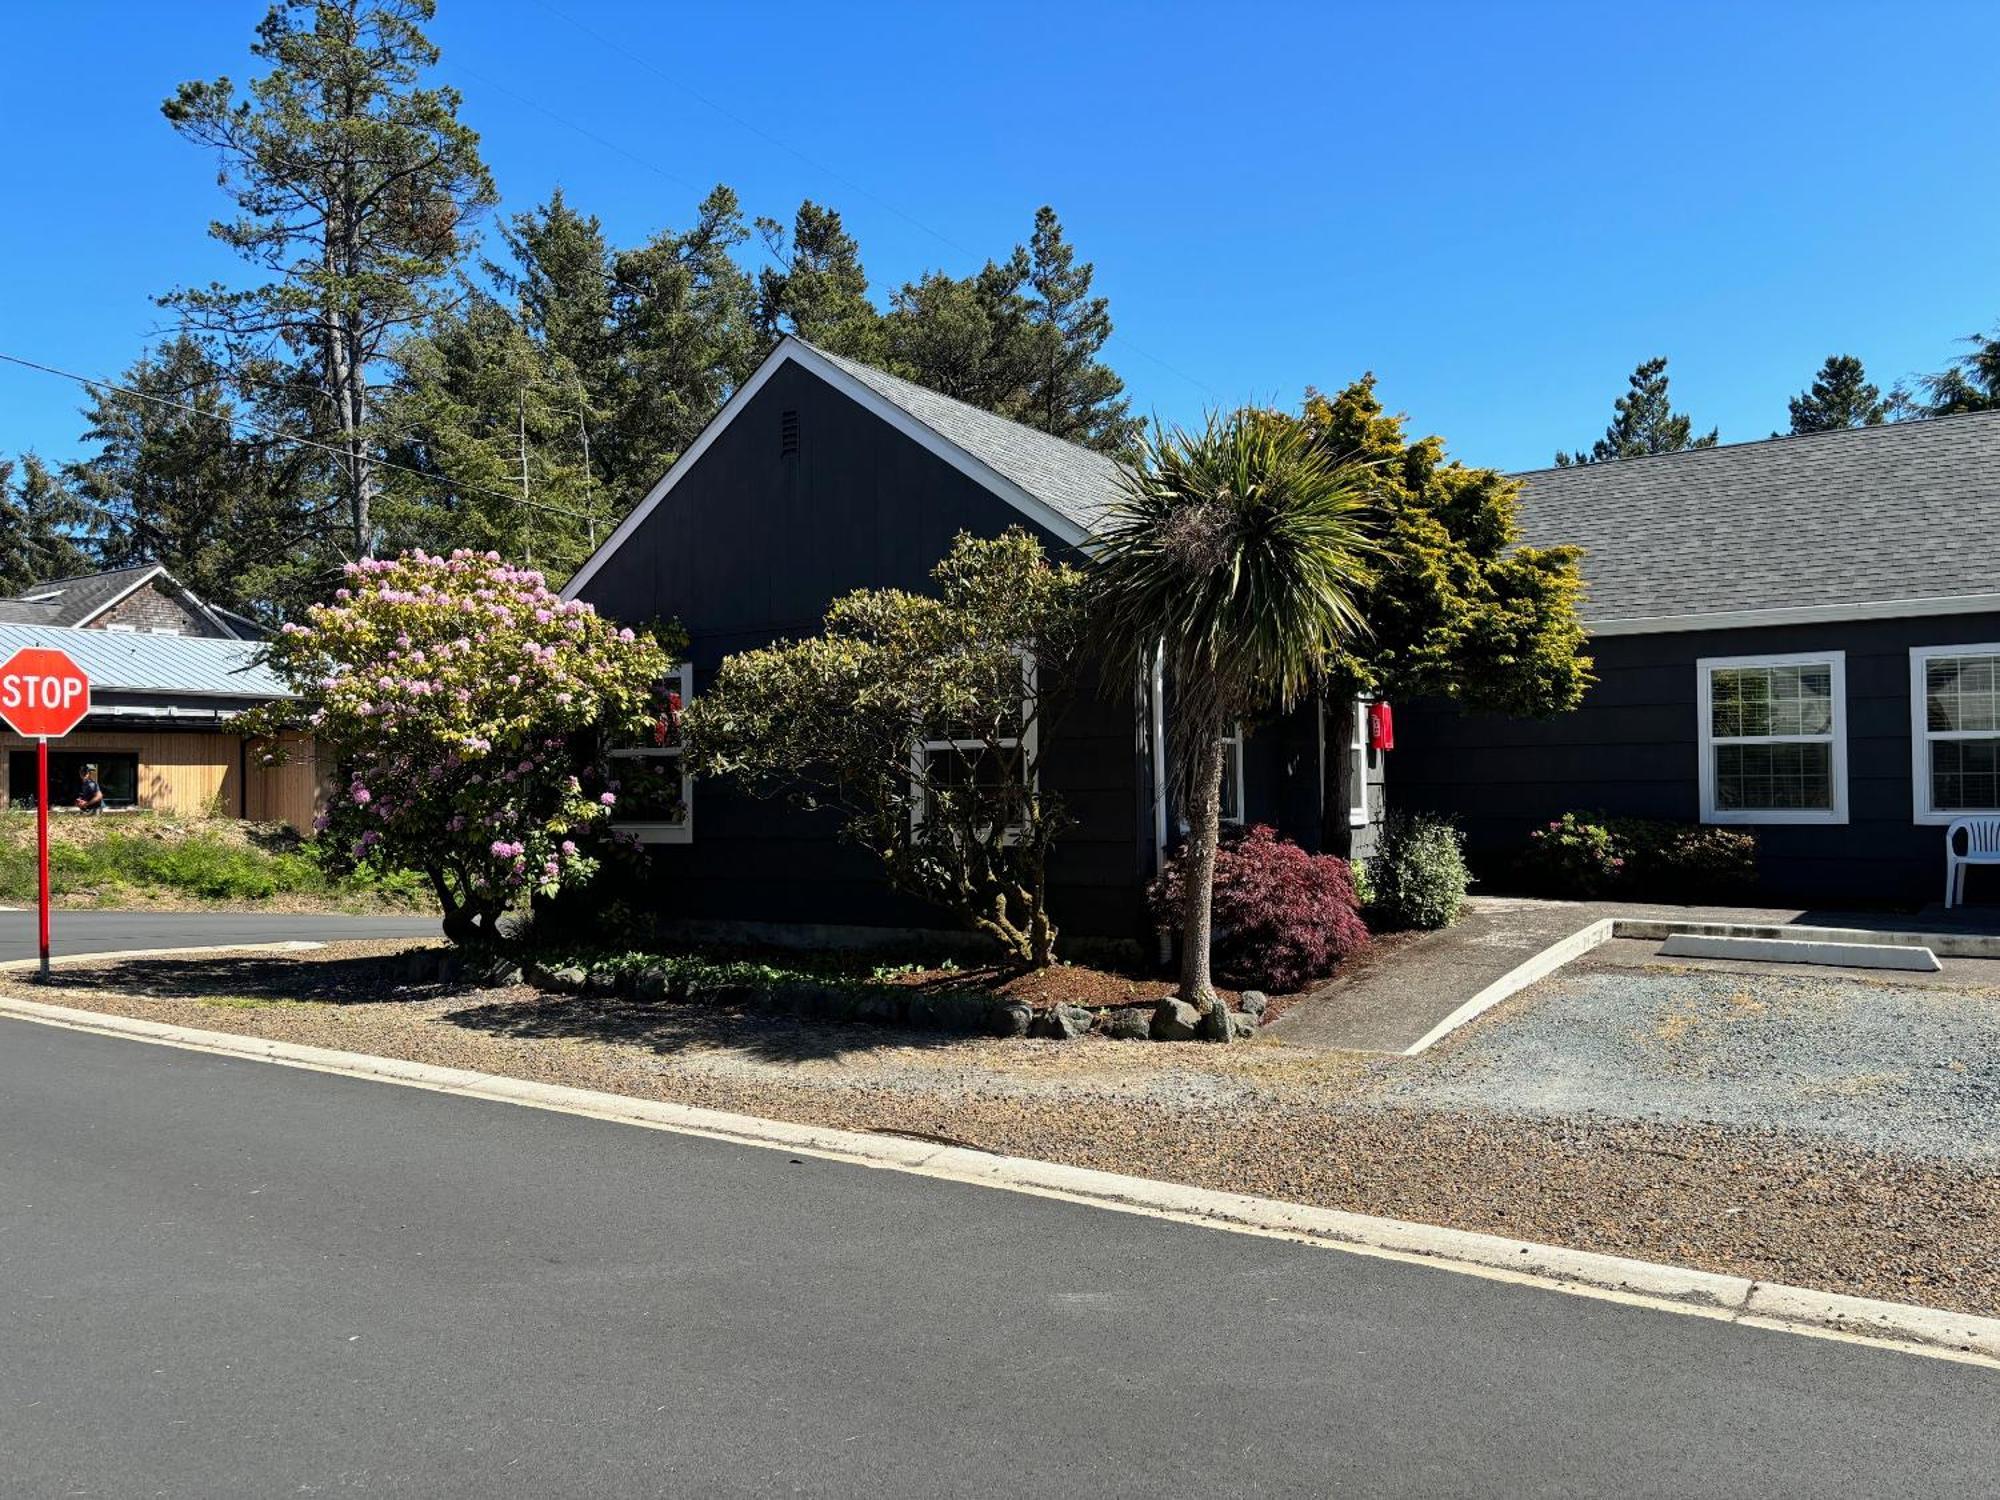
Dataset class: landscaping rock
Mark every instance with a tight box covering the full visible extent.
[991,1000,1034,1038]
[856,992,906,1026]
[477,961,523,989]
[1228,1011,1258,1041]
[546,966,588,994]
[1035,1003,1093,1040]
[1103,1006,1153,1041]
[1238,991,1268,1018]
[631,966,672,1004]
[1151,998,1200,1041]
[1198,1001,1235,1043]
[584,968,620,997]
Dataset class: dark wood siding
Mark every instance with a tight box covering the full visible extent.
[576,361,1148,939]
[1394,611,2000,904]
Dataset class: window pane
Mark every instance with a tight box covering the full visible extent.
[1928,655,2000,733]
[610,753,686,824]
[922,744,1029,828]
[1931,737,2000,812]
[1715,741,1834,811]
[1710,661,1834,740]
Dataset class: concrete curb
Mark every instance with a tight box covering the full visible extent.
[0,987,1994,1368]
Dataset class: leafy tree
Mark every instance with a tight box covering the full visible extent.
[1918,324,2000,415]
[1091,412,1374,1017]
[246,549,680,946]
[683,529,1090,967]
[754,200,883,360]
[1299,376,1592,717]
[883,256,1036,411]
[67,336,314,616]
[0,454,92,593]
[1784,354,1887,434]
[161,0,496,558]
[1557,356,1717,465]
[1021,207,1142,455]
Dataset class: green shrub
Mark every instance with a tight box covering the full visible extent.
[1367,812,1470,930]
[1521,812,1757,901]
[1522,812,1624,897]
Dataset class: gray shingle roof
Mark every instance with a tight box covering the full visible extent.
[1512,411,2000,626]
[4,565,163,628]
[0,623,288,701]
[808,344,1130,536]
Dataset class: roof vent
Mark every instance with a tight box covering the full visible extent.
[779,409,800,459]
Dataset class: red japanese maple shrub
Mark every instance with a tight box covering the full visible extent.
[1150,824,1370,992]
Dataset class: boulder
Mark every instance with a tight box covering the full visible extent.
[542,965,588,994]
[1238,991,1269,1019]
[584,968,620,997]
[1103,1006,1153,1041]
[1198,1000,1235,1043]
[631,966,672,1004]
[990,1000,1034,1038]
[1043,1004,1093,1040]
[1150,998,1201,1041]
[1228,1011,1258,1041]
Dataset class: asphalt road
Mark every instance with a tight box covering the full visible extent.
[0,908,439,963]
[1,1019,1994,1497]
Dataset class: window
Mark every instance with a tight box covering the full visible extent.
[1910,643,2000,823]
[1697,652,1847,824]
[607,662,694,844]
[7,751,138,811]
[1348,701,1370,828]
[1219,722,1245,825]
[148,627,182,636]
[912,653,1037,839]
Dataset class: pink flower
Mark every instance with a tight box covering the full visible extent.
[351,787,372,805]
[560,840,577,856]
[599,792,617,806]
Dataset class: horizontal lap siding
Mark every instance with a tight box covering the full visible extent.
[578,363,1147,940]
[1395,612,2000,904]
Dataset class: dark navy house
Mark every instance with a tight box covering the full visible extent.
[1398,411,2000,904]
[563,337,1385,946]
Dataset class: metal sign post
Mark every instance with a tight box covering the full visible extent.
[0,648,93,984]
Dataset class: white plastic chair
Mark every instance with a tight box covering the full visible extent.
[1945,816,2000,908]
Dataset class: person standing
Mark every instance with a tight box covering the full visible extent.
[73,764,104,815]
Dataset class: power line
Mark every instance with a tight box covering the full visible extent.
[0,349,602,525]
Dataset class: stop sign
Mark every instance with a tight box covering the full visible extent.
[0,647,92,739]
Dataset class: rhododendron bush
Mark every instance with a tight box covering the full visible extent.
[243,550,682,946]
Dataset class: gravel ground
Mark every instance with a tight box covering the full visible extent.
[1382,959,2000,1165]
[7,940,1997,1317]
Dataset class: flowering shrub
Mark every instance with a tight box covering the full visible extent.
[1150,825,1369,991]
[1522,812,1625,898]
[243,549,681,946]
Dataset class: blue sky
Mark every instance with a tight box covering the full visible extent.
[4,0,1997,475]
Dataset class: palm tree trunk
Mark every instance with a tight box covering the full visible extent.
[1178,715,1226,1008]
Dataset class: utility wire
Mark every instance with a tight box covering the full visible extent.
[0,349,601,524]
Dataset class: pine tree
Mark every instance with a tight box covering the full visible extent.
[1919,324,2000,415]
[754,200,883,359]
[883,252,1036,410]
[0,454,92,593]
[1557,356,1719,465]
[1021,207,1141,455]
[160,0,496,559]
[1784,354,1887,434]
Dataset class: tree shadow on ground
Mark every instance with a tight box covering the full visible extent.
[30,951,451,1006]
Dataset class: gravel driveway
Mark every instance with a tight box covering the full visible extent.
[1382,956,2000,1165]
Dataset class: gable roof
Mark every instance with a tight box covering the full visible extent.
[0,563,245,638]
[0,622,288,702]
[1512,410,2000,634]
[564,337,1128,599]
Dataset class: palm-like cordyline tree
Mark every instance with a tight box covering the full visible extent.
[1093,410,1375,1021]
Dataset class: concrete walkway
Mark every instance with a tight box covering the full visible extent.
[1267,895,2000,1053]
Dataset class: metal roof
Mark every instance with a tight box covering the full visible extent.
[1512,410,2000,630]
[0,623,290,701]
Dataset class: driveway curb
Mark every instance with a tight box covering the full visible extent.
[0,985,1994,1367]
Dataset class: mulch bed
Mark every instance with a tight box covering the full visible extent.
[879,962,1253,1011]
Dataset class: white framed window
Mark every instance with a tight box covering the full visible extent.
[1219,722,1245,826]
[1910,643,2000,824]
[912,652,1038,840]
[1348,701,1370,828]
[1696,652,1847,824]
[608,661,694,845]
[104,623,135,633]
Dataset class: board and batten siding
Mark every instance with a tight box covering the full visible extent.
[1394,611,2000,904]
[574,360,1151,940]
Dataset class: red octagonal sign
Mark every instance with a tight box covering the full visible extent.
[0,647,92,739]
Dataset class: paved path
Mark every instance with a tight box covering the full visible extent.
[0,908,438,964]
[1,1016,1994,1497]
[1269,895,2000,1053]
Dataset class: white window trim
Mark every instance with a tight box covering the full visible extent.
[1219,722,1245,827]
[911,652,1038,841]
[609,661,694,845]
[1696,651,1848,826]
[1348,700,1370,828]
[1909,642,2000,825]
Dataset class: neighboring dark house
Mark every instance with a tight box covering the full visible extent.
[1397,411,2000,904]
[564,336,1384,946]
[0,563,256,639]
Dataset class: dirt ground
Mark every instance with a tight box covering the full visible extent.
[6,938,1996,1318]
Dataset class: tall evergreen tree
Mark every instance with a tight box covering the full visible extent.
[1021,207,1141,455]
[161,0,496,559]
[0,454,92,593]
[883,252,1036,410]
[490,189,621,415]
[66,338,311,616]
[754,200,883,359]
[1784,354,1887,433]
[1557,356,1718,465]
[1919,324,2000,415]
